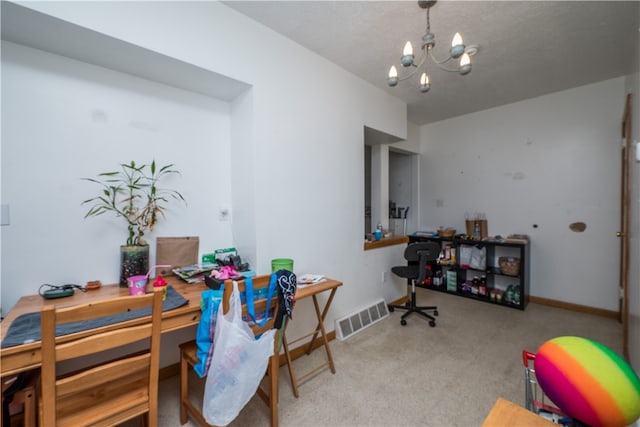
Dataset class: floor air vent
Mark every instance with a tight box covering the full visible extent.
[335,299,389,340]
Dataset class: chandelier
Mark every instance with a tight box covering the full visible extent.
[387,0,478,93]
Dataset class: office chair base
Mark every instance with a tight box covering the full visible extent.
[388,289,438,327]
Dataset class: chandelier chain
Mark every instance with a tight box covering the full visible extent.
[425,7,431,37]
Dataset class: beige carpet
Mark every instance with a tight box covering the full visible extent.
[152,290,622,427]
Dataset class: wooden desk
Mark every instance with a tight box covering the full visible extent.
[482,398,556,426]
[282,278,342,398]
[1,275,343,395]
[1,276,205,377]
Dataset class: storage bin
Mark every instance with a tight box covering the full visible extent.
[499,257,520,276]
[271,258,294,273]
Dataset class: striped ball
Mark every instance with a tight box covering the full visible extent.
[535,336,640,427]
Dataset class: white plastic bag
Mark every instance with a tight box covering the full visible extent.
[469,245,487,271]
[459,244,473,268]
[202,281,275,426]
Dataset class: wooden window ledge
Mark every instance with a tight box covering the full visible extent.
[364,236,409,250]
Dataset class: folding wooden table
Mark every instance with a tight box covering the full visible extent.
[282,278,342,398]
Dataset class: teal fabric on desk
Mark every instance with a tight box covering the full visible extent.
[1,285,188,348]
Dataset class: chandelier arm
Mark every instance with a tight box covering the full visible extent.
[426,49,460,73]
[413,49,428,69]
[427,49,454,65]
[395,65,423,82]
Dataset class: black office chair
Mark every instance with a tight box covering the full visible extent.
[388,241,440,327]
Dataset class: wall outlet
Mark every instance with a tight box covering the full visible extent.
[381,271,388,283]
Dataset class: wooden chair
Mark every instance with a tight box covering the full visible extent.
[38,287,164,427]
[179,275,285,427]
[2,370,38,427]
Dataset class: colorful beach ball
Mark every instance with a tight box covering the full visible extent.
[535,336,640,427]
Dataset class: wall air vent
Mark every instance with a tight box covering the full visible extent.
[335,299,389,340]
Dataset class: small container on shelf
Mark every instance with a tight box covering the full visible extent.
[499,257,521,276]
[478,275,487,297]
[505,284,521,305]
[461,280,473,294]
[437,227,456,238]
[446,270,457,292]
[438,243,456,266]
[433,270,444,287]
[471,276,480,295]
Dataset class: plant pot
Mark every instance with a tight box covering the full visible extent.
[120,245,150,287]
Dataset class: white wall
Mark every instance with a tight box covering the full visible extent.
[1,1,408,355]
[625,71,640,370]
[1,41,234,311]
[390,121,421,234]
[1,40,239,366]
[389,152,413,217]
[419,78,627,311]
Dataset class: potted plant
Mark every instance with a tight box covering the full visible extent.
[82,160,186,286]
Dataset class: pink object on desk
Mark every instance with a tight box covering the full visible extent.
[127,275,148,296]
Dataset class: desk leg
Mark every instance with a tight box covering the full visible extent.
[304,288,337,354]
[283,287,338,397]
[282,335,299,398]
[305,289,337,374]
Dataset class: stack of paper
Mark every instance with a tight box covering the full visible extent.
[298,274,325,286]
[172,263,217,283]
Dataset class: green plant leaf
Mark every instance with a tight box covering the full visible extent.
[82,160,186,246]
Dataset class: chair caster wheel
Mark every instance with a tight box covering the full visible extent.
[434,310,439,316]
[429,321,436,327]
[401,319,407,326]
[388,306,395,313]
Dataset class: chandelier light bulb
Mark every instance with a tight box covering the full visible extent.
[450,32,465,58]
[459,53,472,75]
[387,66,399,87]
[401,41,415,66]
[403,41,414,56]
[452,32,463,47]
[420,72,431,93]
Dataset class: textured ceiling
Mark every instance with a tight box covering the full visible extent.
[223,1,640,125]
